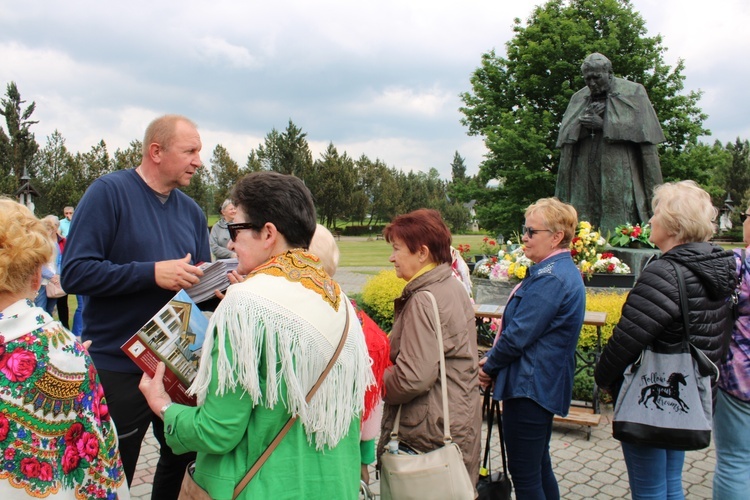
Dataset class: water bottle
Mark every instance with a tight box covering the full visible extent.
[387,439,399,454]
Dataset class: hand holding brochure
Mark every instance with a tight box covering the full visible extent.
[185,258,239,303]
[121,290,209,405]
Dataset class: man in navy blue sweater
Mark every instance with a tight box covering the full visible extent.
[61,114,211,499]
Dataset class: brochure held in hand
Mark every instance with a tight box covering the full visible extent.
[121,289,209,405]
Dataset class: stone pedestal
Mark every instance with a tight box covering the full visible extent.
[609,247,661,279]
[472,278,515,305]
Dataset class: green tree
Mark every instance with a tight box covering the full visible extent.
[253,120,313,181]
[0,81,39,196]
[369,164,400,226]
[715,139,750,211]
[210,144,241,208]
[113,140,143,171]
[309,143,356,227]
[179,164,213,216]
[245,150,263,172]
[34,130,82,215]
[78,140,112,186]
[460,0,707,234]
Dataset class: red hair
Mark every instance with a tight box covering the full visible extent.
[383,209,452,264]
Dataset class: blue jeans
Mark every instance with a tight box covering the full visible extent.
[72,295,84,336]
[713,389,750,499]
[621,441,685,499]
[502,397,559,499]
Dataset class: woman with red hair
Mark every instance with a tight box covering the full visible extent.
[376,209,481,491]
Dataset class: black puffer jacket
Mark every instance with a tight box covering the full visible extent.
[595,242,736,394]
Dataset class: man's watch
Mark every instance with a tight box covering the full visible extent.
[159,402,173,419]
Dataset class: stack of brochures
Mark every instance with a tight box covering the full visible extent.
[185,258,239,303]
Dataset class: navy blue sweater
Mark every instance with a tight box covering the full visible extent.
[61,169,211,372]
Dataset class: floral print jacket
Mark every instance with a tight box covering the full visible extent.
[0,299,129,499]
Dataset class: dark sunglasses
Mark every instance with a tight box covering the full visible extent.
[741,212,750,223]
[227,222,261,242]
[522,226,554,238]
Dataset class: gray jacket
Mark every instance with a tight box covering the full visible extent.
[209,218,234,259]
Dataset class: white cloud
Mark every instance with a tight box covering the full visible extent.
[193,37,259,69]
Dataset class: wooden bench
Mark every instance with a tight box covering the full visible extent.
[375,233,384,240]
[553,406,602,440]
[475,304,607,440]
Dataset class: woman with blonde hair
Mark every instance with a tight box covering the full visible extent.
[479,197,586,499]
[596,180,736,499]
[0,198,128,498]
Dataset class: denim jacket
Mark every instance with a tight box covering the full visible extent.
[482,251,586,416]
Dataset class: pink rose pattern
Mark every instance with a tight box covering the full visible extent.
[0,331,125,496]
[0,347,37,382]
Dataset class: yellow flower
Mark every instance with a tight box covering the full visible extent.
[514,265,527,280]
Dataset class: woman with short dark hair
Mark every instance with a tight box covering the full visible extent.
[139,172,373,499]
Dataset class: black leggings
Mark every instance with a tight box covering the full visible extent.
[97,369,195,500]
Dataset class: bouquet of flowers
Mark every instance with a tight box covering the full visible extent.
[609,222,655,248]
[591,252,631,274]
[472,246,534,282]
[570,221,607,273]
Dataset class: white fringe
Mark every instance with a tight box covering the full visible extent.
[188,287,374,449]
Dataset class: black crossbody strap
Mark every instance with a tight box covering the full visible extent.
[667,260,691,345]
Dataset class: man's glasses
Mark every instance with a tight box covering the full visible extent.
[227,222,260,242]
[522,226,554,238]
[741,212,750,223]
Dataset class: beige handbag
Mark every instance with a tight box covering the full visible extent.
[380,291,475,500]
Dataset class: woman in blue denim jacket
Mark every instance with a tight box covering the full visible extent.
[479,198,586,499]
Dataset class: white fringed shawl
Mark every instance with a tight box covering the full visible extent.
[188,272,373,450]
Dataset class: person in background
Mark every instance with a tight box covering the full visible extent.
[712,204,750,499]
[595,180,735,499]
[139,172,372,499]
[59,205,74,237]
[209,198,238,260]
[0,198,129,499]
[377,209,481,490]
[54,217,71,329]
[479,197,586,499]
[61,114,211,498]
[34,215,62,316]
[309,223,391,486]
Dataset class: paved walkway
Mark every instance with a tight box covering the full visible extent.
[130,405,716,499]
[128,269,717,498]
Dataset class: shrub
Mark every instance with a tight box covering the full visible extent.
[573,289,628,402]
[578,289,628,350]
[360,270,406,332]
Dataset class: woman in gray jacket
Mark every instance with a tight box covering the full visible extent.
[376,209,482,486]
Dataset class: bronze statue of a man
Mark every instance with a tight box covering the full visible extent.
[555,53,665,235]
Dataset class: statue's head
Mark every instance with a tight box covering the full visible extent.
[581,53,613,97]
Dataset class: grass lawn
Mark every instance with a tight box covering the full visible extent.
[337,233,492,267]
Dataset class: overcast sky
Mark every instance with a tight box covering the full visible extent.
[1,0,748,180]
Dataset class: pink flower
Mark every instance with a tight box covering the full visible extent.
[0,413,9,441]
[0,347,37,382]
[76,432,99,461]
[39,462,53,481]
[20,457,41,478]
[4,447,15,460]
[62,446,80,474]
